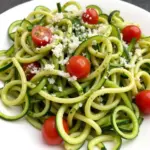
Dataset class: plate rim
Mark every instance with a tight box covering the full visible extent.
[1,0,150,17]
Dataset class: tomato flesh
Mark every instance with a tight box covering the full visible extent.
[31,25,52,47]
[66,55,91,79]
[82,8,99,24]
[135,90,150,115]
[42,116,69,145]
[22,62,41,81]
[122,25,141,43]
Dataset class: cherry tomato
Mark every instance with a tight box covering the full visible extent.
[42,116,69,145]
[82,8,99,24]
[31,25,52,47]
[22,62,41,81]
[135,90,150,115]
[122,25,141,43]
[66,55,91,79]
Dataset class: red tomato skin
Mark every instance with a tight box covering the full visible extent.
[136,90,150,115]
[22,62,41,81]
[82,8,99,24]
[31,25,52,47]
[42,116,69,145]
[122,25,141,43]
[66,56,91,79]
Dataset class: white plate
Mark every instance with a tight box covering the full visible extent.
[0,0,150,149]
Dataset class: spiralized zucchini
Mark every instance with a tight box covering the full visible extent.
[0,1,149,149]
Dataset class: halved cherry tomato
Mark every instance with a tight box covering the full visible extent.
[82,8,99,24]
[66,55,91,79]
[31,25,52,47]
[122,25,141,43]
[22,62,41,81]
[42,116,69,145]
[135,90,150,115]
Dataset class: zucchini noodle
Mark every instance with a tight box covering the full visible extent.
[0,1,149,150]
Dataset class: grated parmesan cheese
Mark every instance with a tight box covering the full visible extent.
[85,14,90,18]
[79,103,83,107]
[100,103,104,106]
[82,33,87,38]
[30,68,40,74]
[129,52,133,57]
[120,57,135,68]
[87,24,109,37]
[80,26,85,32]
[87,28,97,37]
[68,76,77,82]
[62,26,66,30]
[97,24,108,34]
[49,26,55,32]
[44,64,55,70]
[58,71,70,78]
[68,35,81,53]
[52,13,64,22]
[58,87,63,92]
[52,34,63,41]
[59,57,69,65]
[51,93,56,97]
[27,64,40,74]
[82,53,86,56]
[104,76,108,79]
[120,57,127,65]
[48,78,55,84]
[101,86,105,89]
[99,97,103,103]
[135,43,140,48]
[123,41,128,49]
[43,86,47,90]
[43,36,49,42]
[135,49,142,57]
[52,44,63,58]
